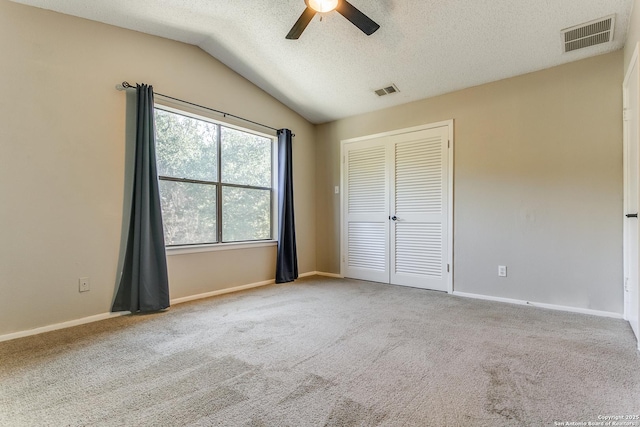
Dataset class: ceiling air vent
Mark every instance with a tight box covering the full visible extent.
[375,84,400,97]
[561,15,615,53]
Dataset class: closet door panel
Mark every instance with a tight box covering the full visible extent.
[343,141,390,283]
[390,127,448,290]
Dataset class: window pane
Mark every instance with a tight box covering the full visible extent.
[221,127,271,187]
[155,109,218,182]
[159,180,217,245]
[222,187,271,242]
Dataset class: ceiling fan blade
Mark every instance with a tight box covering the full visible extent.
[286,7,316,39]
[336,0,380,35]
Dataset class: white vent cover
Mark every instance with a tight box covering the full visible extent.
[375,84,400,97]
[561,15,615,53]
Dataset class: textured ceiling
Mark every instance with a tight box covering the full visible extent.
[11,0,634,124]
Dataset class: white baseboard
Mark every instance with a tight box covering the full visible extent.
[0,311,130,343]
[299,271,343,279]
[0,277,626,344]
[298,271,317,278]
[170,279,275,305]
[158,272,342,305]
[0,273,335,343]
[452,291,623,319]
[316,271,343,278]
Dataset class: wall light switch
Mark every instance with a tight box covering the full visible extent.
[498,266,507,277]
[335,186,340,194]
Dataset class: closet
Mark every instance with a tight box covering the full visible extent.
[341,122,453,291]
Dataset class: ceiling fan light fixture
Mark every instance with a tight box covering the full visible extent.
[306,0,338,13]
[287,0,379,40]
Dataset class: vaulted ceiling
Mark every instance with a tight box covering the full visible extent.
[11,0,634,123]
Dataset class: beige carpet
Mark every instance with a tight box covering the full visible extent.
[1,276,639,426]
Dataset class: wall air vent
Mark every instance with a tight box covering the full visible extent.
[375,84,400,97]
[561,15,615,53]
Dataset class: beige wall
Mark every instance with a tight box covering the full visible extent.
[0,0,316,336]
[317,52,624,313]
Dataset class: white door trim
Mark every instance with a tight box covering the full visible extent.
[623,42,640,346]
[340,120,454,293]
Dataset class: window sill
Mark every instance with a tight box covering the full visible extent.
[166,240,277,256]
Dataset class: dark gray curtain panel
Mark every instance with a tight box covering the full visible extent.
[275,129,298,283]
[112,84,170,313]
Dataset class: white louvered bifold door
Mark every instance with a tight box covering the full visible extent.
[343,139,390,283]
[390,127,449,290]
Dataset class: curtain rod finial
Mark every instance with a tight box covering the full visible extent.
[119,81,135,90]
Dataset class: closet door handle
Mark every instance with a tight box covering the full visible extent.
[626,213,638,218]
[390,216,398,221]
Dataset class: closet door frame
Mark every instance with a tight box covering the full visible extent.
[340,120,454,293]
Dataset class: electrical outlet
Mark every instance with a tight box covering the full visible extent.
[79,277,90,292]
[498,266,507,277]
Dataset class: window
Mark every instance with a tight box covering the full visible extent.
[154,106,274,246]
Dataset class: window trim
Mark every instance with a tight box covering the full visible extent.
[154,101,278,252]
[166,240,277,256]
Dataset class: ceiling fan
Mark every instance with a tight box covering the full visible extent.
[286,0,380,40]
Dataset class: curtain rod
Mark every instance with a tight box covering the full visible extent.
[116,81,292,136]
